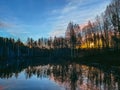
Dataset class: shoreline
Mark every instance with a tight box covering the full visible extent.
[0,50,120,66]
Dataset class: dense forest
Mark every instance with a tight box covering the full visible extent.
[0,0,120,61]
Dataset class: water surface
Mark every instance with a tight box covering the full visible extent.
[0,60,120,90]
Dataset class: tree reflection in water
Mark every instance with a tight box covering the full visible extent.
[0,62,120,90]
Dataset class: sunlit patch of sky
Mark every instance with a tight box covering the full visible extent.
[0,0,111,42]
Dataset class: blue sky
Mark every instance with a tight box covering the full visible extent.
[0,0,110,42]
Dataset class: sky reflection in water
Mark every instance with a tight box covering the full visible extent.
[0,63,120,90]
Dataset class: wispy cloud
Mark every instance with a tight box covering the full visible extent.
[61,5,77,14]
[0,21,13,28]
[49,0,110,37]
[6,29,30,36]
[49,29,65,38]
[0,0,111,41]
[0,18,31,40]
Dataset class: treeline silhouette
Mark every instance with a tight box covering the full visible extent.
[0,36,71,60]
[66,0,120,52]
[79,0,120,50]
[0,0,120,61]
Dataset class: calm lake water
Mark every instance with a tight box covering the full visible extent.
[0,60,120,90]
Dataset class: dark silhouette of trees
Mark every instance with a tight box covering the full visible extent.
[0,0,120,61]
[78,0,120,51]
[65,22,77,58]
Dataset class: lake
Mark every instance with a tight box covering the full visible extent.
[0,60,120,90]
